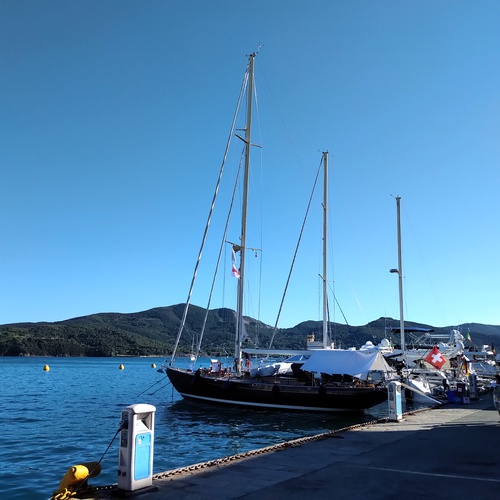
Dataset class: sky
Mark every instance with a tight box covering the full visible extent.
[1,1,499,331]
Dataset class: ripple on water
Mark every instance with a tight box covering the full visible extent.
[0,357,392,497]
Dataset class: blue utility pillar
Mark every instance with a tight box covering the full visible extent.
[117,403,157,494]
[388,381,403,421]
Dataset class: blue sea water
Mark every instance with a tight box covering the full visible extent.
[0,356,391,500]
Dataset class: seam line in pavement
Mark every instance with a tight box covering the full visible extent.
[357,465,500,483]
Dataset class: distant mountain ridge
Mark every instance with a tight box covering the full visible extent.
[0,304,498,357]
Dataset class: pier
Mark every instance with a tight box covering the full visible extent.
[88,396,499,499]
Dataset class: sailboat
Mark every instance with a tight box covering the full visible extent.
[165,53,391,412]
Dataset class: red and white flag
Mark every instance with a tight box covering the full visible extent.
[231,248,240,279]
[424,346,446,369]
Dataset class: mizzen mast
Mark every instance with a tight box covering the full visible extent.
[322,151,329,348]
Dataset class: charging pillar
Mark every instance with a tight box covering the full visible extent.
[388,381,402,421]
[118,404,157,494]
[468,373,478,400]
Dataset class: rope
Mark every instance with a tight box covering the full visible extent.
[136,377,166,397]
[148,380,172,396]
[400,381,442,405]
[51,488,77,500]
[50,424,123,500]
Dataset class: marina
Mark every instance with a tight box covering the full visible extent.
[166,53,394,414]
[2,4,500,500]
[85,391,499,499]
[0,357,389,499]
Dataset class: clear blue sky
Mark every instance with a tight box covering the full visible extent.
[1,1,499,330]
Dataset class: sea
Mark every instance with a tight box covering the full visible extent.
[1,356,398,499]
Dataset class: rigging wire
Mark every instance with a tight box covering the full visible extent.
[327,279,353,344]
[268,155,323,349]
[255,57,306,182]
[194,150,245,362]
[170,59,250,362]
[249,73,265,345]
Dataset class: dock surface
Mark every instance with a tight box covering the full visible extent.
[89,396,499,499]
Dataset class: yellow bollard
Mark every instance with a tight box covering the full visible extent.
[52,461,101,499]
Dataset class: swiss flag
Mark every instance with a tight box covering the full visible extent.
[424,346,447,369]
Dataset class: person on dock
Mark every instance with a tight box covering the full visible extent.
[491,374,500,420]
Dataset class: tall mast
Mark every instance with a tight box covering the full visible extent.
[322,152,329,348]
[235,52,255,375]
[396,196,406,360]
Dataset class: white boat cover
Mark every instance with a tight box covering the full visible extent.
[300,350,392,379]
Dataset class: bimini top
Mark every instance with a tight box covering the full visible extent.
[386,326,434,333]
[299,350,392,379]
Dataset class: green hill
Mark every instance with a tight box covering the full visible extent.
[0,304,498,357]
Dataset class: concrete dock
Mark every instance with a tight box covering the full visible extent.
[89,395,500,500]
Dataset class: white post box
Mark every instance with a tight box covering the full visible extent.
[117,403,157,493]
[388,381,403,421]
[468,373,478,400]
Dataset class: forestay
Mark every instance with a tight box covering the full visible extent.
[300,350,392,379]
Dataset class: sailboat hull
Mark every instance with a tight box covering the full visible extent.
[166,367,388,412]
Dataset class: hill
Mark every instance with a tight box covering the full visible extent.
[0,304,499,357]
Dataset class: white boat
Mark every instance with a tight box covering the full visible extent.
[465,344,497,379]
[165,53,391,412]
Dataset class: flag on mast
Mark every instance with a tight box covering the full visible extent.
[231,248,240,279]
[424,346,447,369]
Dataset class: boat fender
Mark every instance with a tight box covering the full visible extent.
[192,368,201,386]
[51,461,101,500]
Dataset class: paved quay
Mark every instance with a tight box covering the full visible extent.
[89,395,500,500]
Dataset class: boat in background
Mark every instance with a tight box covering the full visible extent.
[165,53,392,412]
[465,343,497,379]
[386,197,478,403]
